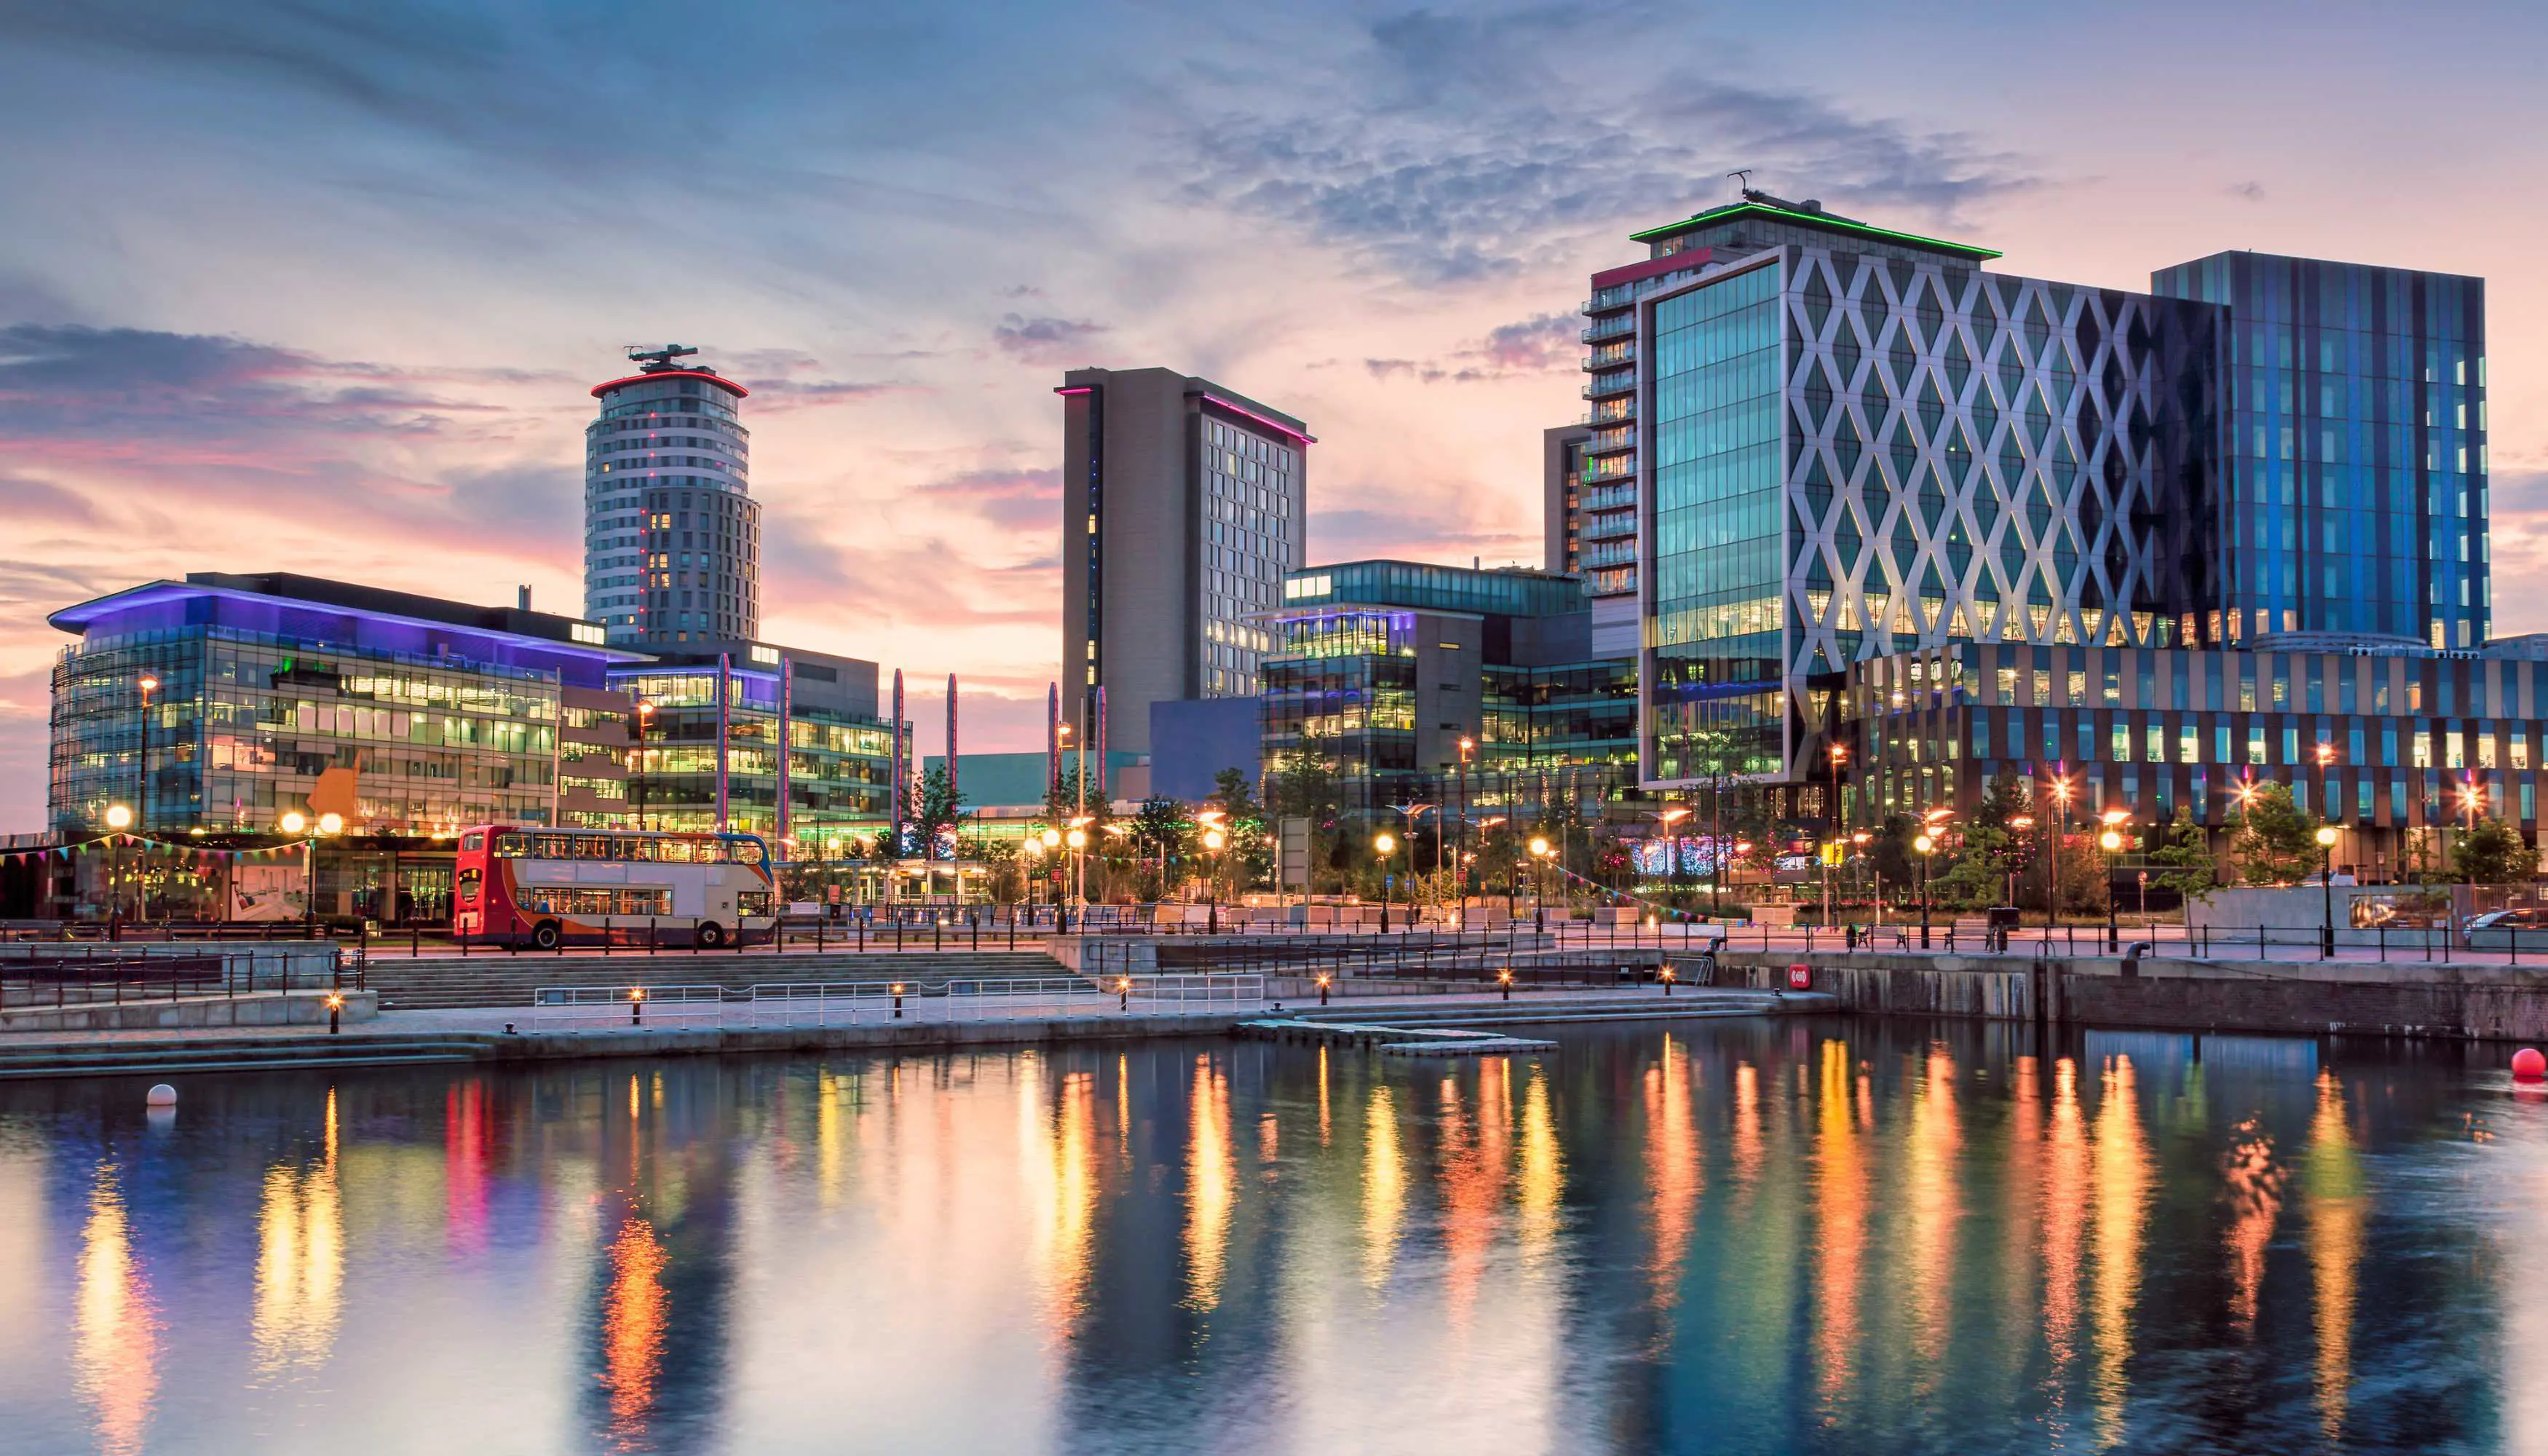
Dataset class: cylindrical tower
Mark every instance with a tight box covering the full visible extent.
[584,346,759,647]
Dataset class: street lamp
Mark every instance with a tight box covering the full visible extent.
[1825,743,1848,927]
[1202,826,1227,935]
[2045,774,2074,932]
[103,803,132,933]
[2006,815,2035,912]
[135,673,159,838]
[633,700,657,831]
[2098,810,2128,952]
[1529,835,1552,933]
[2315,823,2340,957]
[1373,831,1398,932]
[1912,831,1936,949]
[1064,824,1088,924]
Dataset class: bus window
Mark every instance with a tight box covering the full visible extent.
[462,831,484,852]
[731,840,765,866]
[458,869,482,905]
[495,833,526,858]
[737,891,773,917]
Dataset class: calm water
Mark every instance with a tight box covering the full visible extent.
[0,1021,2541,1455]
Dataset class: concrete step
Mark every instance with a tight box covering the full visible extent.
[0,1034,494,1080]
[0,1050,482,1080]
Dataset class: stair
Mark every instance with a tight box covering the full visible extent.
[361,949,1072,1010]
[1284,989,1827,1032]
[0,1032,493,1080]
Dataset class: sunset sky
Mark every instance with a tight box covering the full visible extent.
[2,0,2544,831]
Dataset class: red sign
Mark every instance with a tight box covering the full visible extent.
[1787,963,1813,992]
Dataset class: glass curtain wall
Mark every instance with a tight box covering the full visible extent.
[1647,260,1789,782]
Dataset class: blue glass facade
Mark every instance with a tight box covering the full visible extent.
[2152,252,2486,650]
[1646,258,1789,780]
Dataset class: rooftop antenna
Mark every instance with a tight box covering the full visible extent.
[1726,169,1753,202]
[626,344,700,373]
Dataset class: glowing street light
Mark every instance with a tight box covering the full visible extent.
[1373,831,1399,932]
[2315,823,2341,957]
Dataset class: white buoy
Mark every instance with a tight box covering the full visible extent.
[145,1083,177,1107]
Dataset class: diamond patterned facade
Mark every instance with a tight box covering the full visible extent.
[1610,194,2225,792]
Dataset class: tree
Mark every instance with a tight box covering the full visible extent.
[2144,807,2218,901]
[2228,783,2321,886]
[1207,767,1272,892]
[1128,796,1195,900]
[1266,735,1345,890]
[909,763,966,860]
[2456,817,2539,886]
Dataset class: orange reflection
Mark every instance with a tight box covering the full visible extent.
[74,1163,157,1456]
[1184,1056,1235,1313]
[2091,1054,2152,1448]
[1318,1045,1332,1147]
[446,1080,492,1254]
[1516,1066,1562,1270]
[2040,1057,2087,1405]
[1033,1070,1098,1333]
[1904,1046,1961,1375]
[2221,1116,2283,1340]
[1438,1064,1511,1329]
[1813,1039,1865,1411]
[2303,1069,2367,1443]
[1645,1037,1701,1318]
[250,1129,344,1383]
[1361,1083,1405,1289]
[598,1216,668,1449]
[1731,1061,1763,1195]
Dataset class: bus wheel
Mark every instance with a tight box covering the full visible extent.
[695,922,727,950]
[531,920,563,951]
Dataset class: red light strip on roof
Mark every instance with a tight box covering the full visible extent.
[1196,392,1315,444]
[1052,385,1094,397]
[591,369,749,399]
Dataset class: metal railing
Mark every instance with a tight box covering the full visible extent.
[1,945,352,1009]
[524,973,1268,1030]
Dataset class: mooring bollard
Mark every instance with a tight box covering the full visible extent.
[327,992,343,1035]
[1317,973,1331,1006]
[630,986,645,1025]
[892,983,906,1019]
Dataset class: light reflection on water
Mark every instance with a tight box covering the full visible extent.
[0,1018,2536,1454]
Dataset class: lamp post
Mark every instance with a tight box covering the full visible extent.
[103,803,132,934]
[1825,743,1847,929]
[633,700,656,831]
[2098,811,2127,952]
[2315,823,2339,957]
[2045,773,2073,931]
[1912,830,1935,949]
[135,673,159,834]
[1529,836,1552,932]
[1064,825,1088,925]
[2006,815,2035,911]
[1373,831,1398,933]
[1203,826,1227,935]
[1021,834,1043,927]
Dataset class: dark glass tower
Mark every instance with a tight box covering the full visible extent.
[2152,253,2486,650]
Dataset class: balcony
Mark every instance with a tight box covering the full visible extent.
[1583,340,1634,371]
[1582,484,1637,513]
[1580,314,1634,344]
[1580,454,1635,484]
[1582,542,1637,569]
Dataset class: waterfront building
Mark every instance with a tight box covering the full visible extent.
[48,572,639,839]
[612,644,905,856]
[1056,367,1310,753]
[2151,251,2486,650]
[1260,561,1634,818]
[585,346,761,648]
[45,573,646,922]
[1848,633,2548,879]
[1597,190,2221,803]
[1542,423,1594,577]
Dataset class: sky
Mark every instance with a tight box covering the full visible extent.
[1,0,2545,832]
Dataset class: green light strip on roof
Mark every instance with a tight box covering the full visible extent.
[1629,202,2001,261]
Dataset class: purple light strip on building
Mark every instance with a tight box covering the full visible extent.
[1196,392,1315,444]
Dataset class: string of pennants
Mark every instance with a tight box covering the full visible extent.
[1,834,313,866]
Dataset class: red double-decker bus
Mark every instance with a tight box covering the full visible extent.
[452,825,778,949]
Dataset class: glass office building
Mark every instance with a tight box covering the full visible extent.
[612,654,905,855]
[1261,561,1633,816]
[47,574,638,839]
[1610,191,2220,798]
[2152,252,2485,650]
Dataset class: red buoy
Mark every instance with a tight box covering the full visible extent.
[2515,1048,2547,1083]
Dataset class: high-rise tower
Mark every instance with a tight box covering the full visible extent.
[1055,366,1310,753]
[585,346,761,648]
